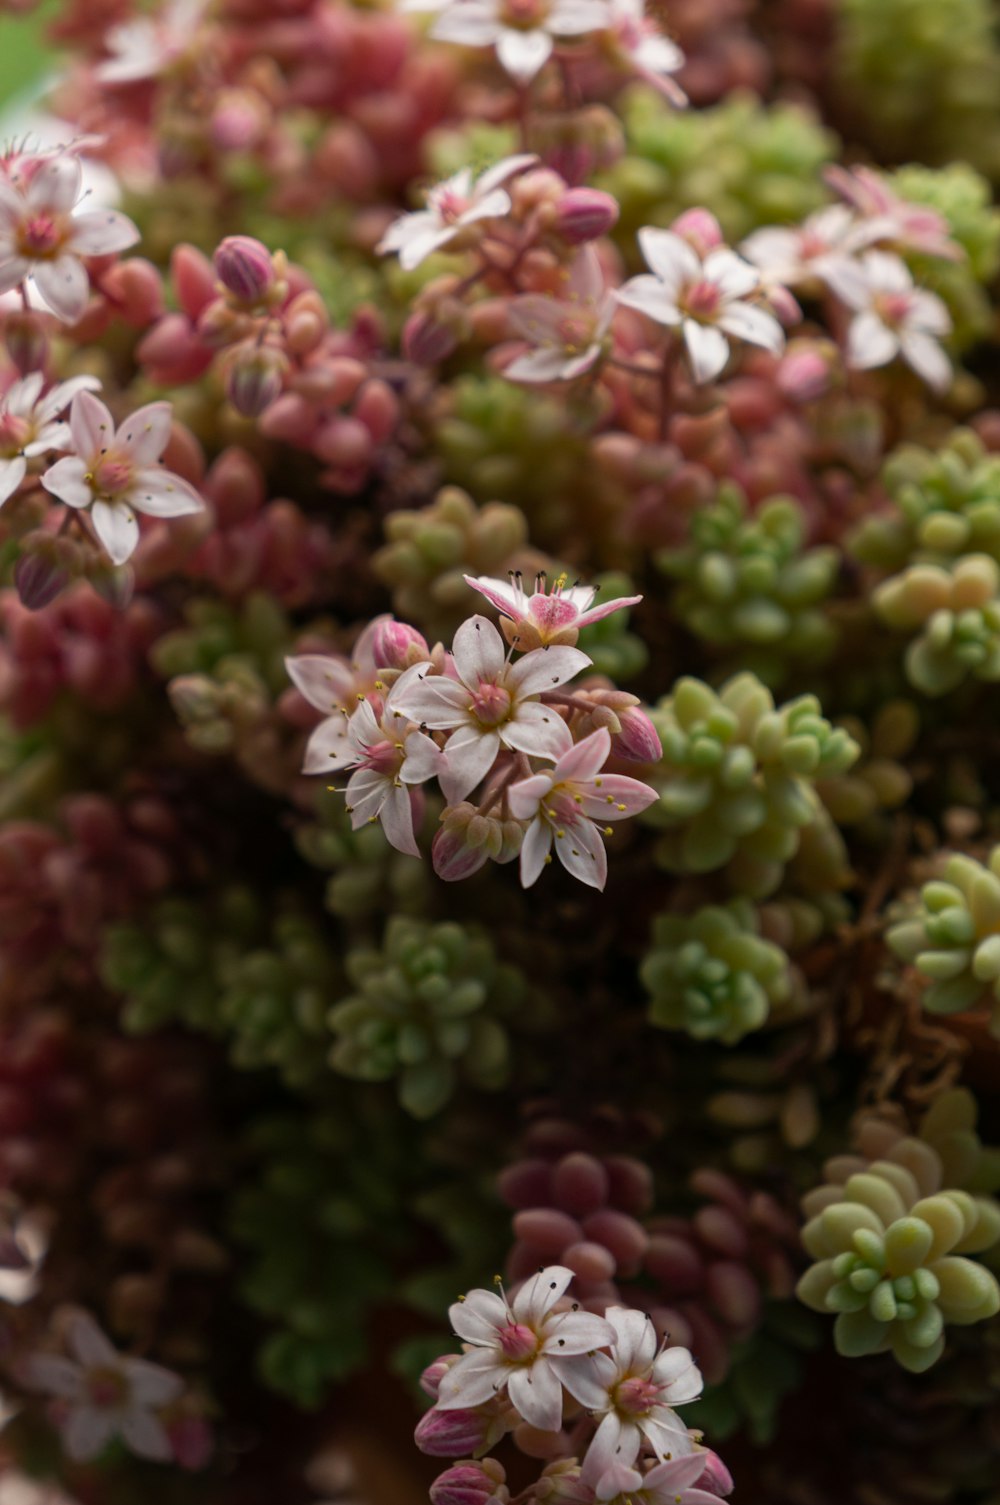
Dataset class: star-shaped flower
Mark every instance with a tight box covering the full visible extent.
[465,570,640,650]
[835,250,952,390]
[377,155,536,271]
[0,373,101,508]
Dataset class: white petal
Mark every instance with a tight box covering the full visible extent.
[129,467,204,517]
[379,783,420,856]
[513,1265,574,1324]
[654,1345,703,1404]
[120,1406,173,1461]
[27,154,82,214]
[450,1288,510,1343]
[400,729,443,784]
[119,402,173,465]
[124,1358,183,1407]
[551,1351,615,1408]
[459,187,513,228]
[704,247,759,300]
[302,717,353,775]
[553,818,608,889]
[70,389,115,457]
[464,573,522,616]
[476,153,539,197]
[682,321,730,384]
[33,255,90,323]
[862,249,912,294]
[62,1405,116,1462]
[542,1309,615,1355]
[506,643,591,694]
[582,1412,632,1485]
[900,330,952,391]
[496,26,553,80]
[436,1350,508,1410]
[505,347,586,384]
[0,456,27,507]
[440,726,501,803]
[616,276,683,327]
[91,498,140,564]
[345,768,390,826]
[606,1305,656,1371]
[846,311,899,371]
[638,228,699,288]
[392,672,468,729]
[508,1358,563,1431]
[909,289,952,336]
[451,614,506,686]
[70,208,140,256]
[41,455,92,508]
[431,7,502,46]
[21,1354,84,1399]
[519,815,553,887]
[716,301,785,353]
[285,654,355,712]
[35,372,103,425]
[501,701,573,759]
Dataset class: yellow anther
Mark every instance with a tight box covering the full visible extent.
[616,803,627,811]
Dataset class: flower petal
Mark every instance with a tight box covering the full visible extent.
[552,726,611,783]
[506,644,591,694]
[0,456,27,507]
[451,615,506,686]
[129,467,204,517]
[41,455,92,508]
[379,782,420,856]
[119,402,173,465]
[69,389,115,458]
[519,815,553,887]
[33,255,90,323]
[120,1406,173,1461]
[440,726,501,803]
[500,700,573,759]
[302,716,353,774]
[449,1287,509,1343]
[542,1309,615,1355]
[507,1357,562,1431]
[62,1405,117,1462]
[124,1358,184,1407]
[70,208,140,257]
[22,1354,84,1399]
[605,1305,656,1371]
[638,229,699,289]
[513,1265,574,1323]
[401,729,444,784]
[716,301,785,354]
[91,498,140,565]
[27,154,82,214]
[900,330,952,391]
[579,773,659,820]
[435,1349,507,1410]
[496,26,552,80]
[553,818,608,890]
[846,311,899,371]
[683,320,730,384]
[285,654,355,712]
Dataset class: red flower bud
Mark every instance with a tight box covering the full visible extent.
[214,235,276,304]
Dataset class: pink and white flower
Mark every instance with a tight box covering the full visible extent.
[285,616,397,773]
[509,727,657,890]
[96,0,209,84]
[436,1266,614,1433]
[22,1310,183,1463]
[0,373,101,508]
[324,667,443,856]
[599,0,686,104]
[465,570,641,650]
[616,228,785,383]
[411,0,610,82]
[378,156,536,271]
[824,166,963,263]
[391,615,587,802]
[740,205,864,296]
[504,249,616,384]
[563,1307,702,1481]
[595,1456,721,1505]
[0,152,139,322]
[40,391,204,565]
[835,250,952,390]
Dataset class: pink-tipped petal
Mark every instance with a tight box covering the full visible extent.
[553,820,607,890]
[119,402,173,464]
[69,389,115,458]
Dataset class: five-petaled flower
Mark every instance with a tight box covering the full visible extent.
[504,249,616,384]
[285,616,397,773]
[0,373,101,508]
[377,155,536,271]
[40,391,204,565]
[408,0,610,83]
[436,1265,615,1433]
[0,152,139,322]
[324,667,443,856]
[562,1306,702,1482]
[509,727,658,890]
[833,250,953,391]
[465,570,641,650]
[595,1456,722,1505]
[22,1309,184,1463]
[740,205,866,297]
[616,227,786,383]
[391,615,588,802]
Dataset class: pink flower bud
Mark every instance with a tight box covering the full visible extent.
[430,1459,508,1505]
[284,291,328,355]
[171,243,217,320]
[214,236,276,304]
[612,705,662,763]
[671,209,724,258]
[553,188,619,244]
[14,550,70,611]
[404,307,463,366]
[3,310,49,375]
[697,1449,735,1497]
[777,342,834,403]
[167,1414,214,1470]
[225,347,288,418]
[372,619,430,670]
[420,1354,458,1400]
[415,1406,494,1458]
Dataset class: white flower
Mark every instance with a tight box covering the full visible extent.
[508,727,657,890]
[824,165,963,263]
[599,0,686,103]
[595,1456,721,1505]
[0,153,139,322]
[740,204,864,295]
[0,373,101,508]
[835,250,953,391]
[436,1266,615,1432]
[562,1307,702,1483]
[391,615,588,803]
[22,1310,183,1463]
[40,391,204,565]
[411,0,610,83]
[377,155,536,271]
[324,666,443,856]
[505,249,616,384]
[285,617,394,773]
[616,228,785,383]
[465,569,641,649]
[96,0,209,84]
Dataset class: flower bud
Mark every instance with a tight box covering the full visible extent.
[778,340,835,403]
[420,1354,458,1400]
[696,1449,735,1497]
[404,304,466,365]
[432,818,491,883]
[214,235,276,304]
[372,618,430,670]
[225,346,288,418]
[415,1405,494,1458]
[3,310,49,375]
[430,1459,508,1505]
[671,208,724,258]
[552,188,619,244]
[613,705,663,762]
[14,547,71,611]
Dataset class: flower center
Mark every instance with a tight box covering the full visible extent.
[614,1375,661,1415]
[530,594,579,632]
[500,0,550,30]
[18,213,64,259]
[556,313,594,354]
[87,1366,128,1409]
[469,682,512,727]
[0,412,31,455]
[92,455,134,497]
[497,1322,539,1361]
[358,736,401,776]
[433,187,471,225]
[682,279,721,320]
[874,291,913,327]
